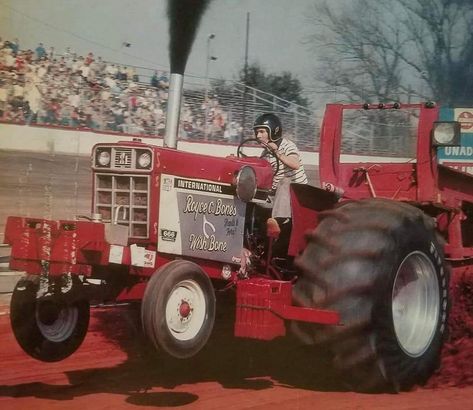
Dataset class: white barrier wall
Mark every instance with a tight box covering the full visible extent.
[0,123,319,164]
[0,123,418,166]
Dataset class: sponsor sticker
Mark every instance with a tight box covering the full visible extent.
[160,229,177,242]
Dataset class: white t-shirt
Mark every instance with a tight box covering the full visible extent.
[262,138,308,190]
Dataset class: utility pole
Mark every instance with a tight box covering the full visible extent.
[241,12,250,142]
[204,33,216,140]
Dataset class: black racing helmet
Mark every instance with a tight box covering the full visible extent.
[253,113,282,142]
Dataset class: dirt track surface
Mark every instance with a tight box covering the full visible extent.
[0,305,472,410]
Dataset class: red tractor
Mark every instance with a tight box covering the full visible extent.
[4,102,473,392]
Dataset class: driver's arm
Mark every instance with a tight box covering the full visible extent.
[268,142,301,170]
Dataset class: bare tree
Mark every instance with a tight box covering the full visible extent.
[305,0,473,105]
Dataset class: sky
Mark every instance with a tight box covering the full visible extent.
[0,0,318,95]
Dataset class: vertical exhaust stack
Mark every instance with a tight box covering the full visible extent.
[164,73,183,149]
[165,0,212,149]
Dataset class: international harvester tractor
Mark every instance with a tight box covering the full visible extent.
[4,102,473,392]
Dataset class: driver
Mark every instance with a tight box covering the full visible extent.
[254,113,308,258]
[253,113,308,191]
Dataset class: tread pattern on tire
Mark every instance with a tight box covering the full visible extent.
[292,198,449,392]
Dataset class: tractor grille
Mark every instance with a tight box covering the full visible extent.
[94,173,150,238]
[113,148,133,169]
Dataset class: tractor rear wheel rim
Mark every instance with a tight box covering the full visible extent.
[392,251,439,357]
[165,279,206,341]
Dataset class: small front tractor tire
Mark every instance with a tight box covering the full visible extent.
[292,199,449,392]
[10,275,90,362]
[141,260,216,359]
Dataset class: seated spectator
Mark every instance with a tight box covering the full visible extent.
[2,48,15,71]
[64,47,77,69]
[127,66,137,82]
[36,104,48,124]
[21,49,33,65]
[76,108,87,127]
[85,52,94,65]
[24,80,41,124]
[58,103,72,126]
[35,43,46,61]
[71,57,82,74]
[151,71,159,88]
[64,47,72,62]
[37,62,47,79]
[95,56,106,72]
[0,78,8,117]
[118,66,128,81]
[70,107,80,127]
[104,109,117,131]
[158,72,169,88]
[106,63,118,77]
[6,38,19,56]
[157,121,165,137]
[15,52,26,73]
[68,89,81,108]
[229,121,241,143]
[12,79,25,108]
[182,120,195,139]
[46,98,60,125]
[80,60,90,79]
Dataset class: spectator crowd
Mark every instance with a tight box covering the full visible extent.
[0,37,238,141]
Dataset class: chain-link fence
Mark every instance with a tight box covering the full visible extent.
[179,76,319,150]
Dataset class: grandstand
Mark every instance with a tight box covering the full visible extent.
[0,38,320,151]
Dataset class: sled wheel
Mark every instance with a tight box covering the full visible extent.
[141,260,216,359]
[292,199,449,392]
[10,275,90,362]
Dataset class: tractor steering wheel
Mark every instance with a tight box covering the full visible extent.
[237,137,281,176]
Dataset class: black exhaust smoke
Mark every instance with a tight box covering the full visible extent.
[167,0,212,74]
[165,0,212,148]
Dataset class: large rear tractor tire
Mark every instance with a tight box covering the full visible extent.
[292,199,449,392]
[141,260,216,359]
[10,275,90,362]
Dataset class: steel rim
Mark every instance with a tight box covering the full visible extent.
[392,251,440,357]
[36,301,79,342]
[165,279,206,341]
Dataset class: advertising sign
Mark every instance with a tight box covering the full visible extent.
[437,108,473,175]
[158,174,246,264]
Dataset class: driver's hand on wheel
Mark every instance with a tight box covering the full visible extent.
[259,139,278,156]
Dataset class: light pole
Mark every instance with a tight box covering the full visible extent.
[241,12,250,142]
[204,33,217,139]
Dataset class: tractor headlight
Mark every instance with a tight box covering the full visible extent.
[96,149,111,167]
[432,122,461,146]
[234,166,257,202]
[137,150,152,169]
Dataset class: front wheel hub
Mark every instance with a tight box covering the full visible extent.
[35,299,79,342]
[166,280,206,341]
[37,300,61,325]
[179,300,191,318]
